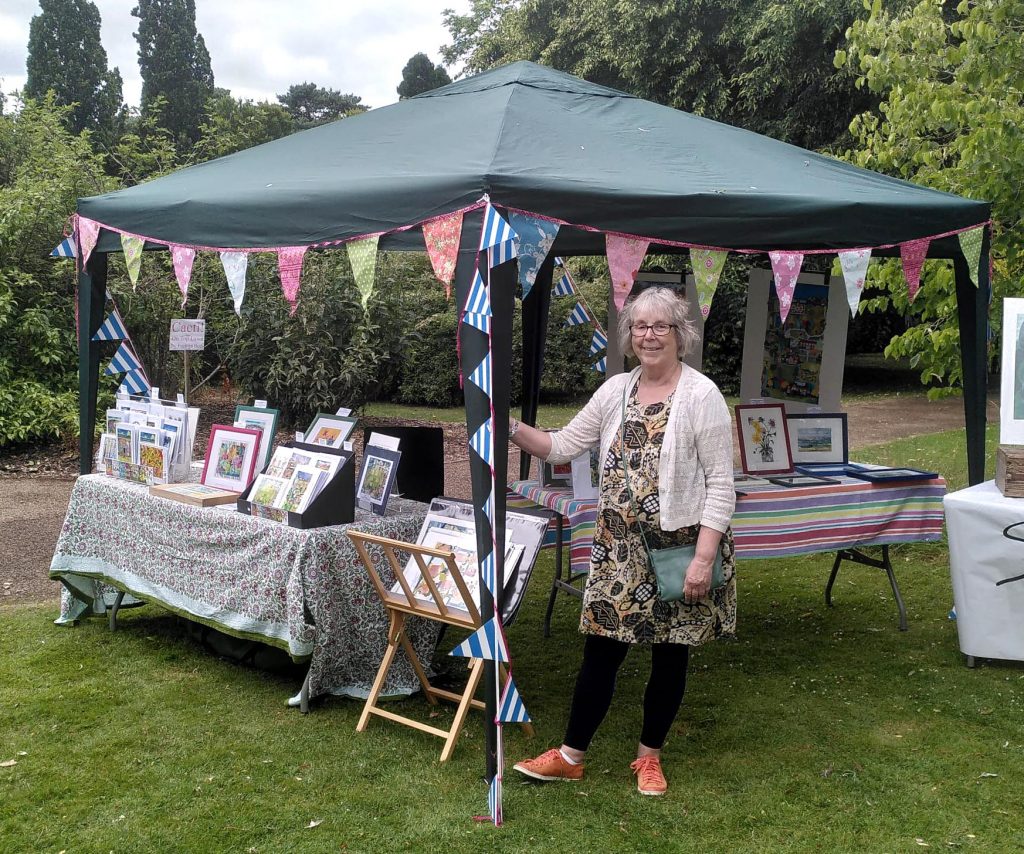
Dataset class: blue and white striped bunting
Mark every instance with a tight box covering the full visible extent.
[467,352,492,398]
[463,312,491,334]
[589,328,608,355]
[104,341,142,375]
[564,302,590,327]
[487,774,502,826]
[92,309,128,342]
[552,273,575,297]
[118,370,149,397]
[554,257,564,267]
[497,676,531,724]
[465,270,492,316]
[480,550,497,600]
[591,356,607,373]
[449,616,509,662]
[481,204,518,268]
[50,236,77,258]
[469,420,494,466]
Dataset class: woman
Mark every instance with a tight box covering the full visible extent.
[510,285,736,796]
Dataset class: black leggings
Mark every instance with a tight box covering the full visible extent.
[563,634,690,752]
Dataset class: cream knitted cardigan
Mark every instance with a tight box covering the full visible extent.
[546,363,735,533]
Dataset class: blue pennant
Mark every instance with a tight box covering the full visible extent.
[564,302,590,327]
[498,676,531,724]
[469,420,493,466]
[552,273,575,297]
[50,236,77,258]
[480,550,497,600]
[467,352,492,399]
[92,309,128,342]
[118,370,149,397]
[464,270,492,316]
[591,357,607,373]
[589,328,608,355]
[463,312,491,334]
[449,616,509,662]
[487,774,502,827]
[104,341,142,375]
[481,204,518,268]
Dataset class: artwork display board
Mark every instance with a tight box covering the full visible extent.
[1000,298,1024,444]
[360,425,444,503]
[740,269,849,413]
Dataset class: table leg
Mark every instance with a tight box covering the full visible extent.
[108,590,125,631]
[543,514,565,638]
[825,545,907,632]
[299,668,311,714]
[965,655,976,669]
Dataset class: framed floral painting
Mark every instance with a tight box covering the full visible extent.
[304,413,357,449]
[234,404,280,474]
[201,424,262,493]
[735,404,793,474]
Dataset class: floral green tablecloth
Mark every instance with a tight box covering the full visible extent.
[50,474,436,701]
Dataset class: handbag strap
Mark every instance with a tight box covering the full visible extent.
[620,377,656,558]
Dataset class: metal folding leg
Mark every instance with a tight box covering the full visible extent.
[825,545,907,631]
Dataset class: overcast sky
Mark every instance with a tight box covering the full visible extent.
[0,0,469,110]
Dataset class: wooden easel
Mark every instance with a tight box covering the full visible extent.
[348,530,533,762]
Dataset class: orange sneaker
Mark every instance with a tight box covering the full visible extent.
[513,748,585,782]
[630,755,667,796]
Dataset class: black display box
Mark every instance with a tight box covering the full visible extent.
[361,425,444,503]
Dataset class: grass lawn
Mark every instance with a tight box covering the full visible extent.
[3,428,1022,852]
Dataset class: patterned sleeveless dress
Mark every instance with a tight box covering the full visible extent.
[579,385,737,646]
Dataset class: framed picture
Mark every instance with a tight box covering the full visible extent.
[767,474,841,488]
[356,446,402,515]
[540,459,573,488]
[794,463,849,477]
[1000,298,1024,444]
[785,413,848,465]
[845,467,938,484]
[570,448,600,500]
[201,424,262,493]
[304,412,357,449]
[735,404,793,474]
[234,404,280,474]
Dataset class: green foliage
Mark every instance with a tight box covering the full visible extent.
[276,83,368,128]
[397,53,452,99]
[132,0,215,149]
[194,93,294,161]
[838,0,1024,395]
[25,0,125,143]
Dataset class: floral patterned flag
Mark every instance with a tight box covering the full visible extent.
[347,235,380,310]
[606,235,650,311]
[277,246,307,315]
[219,251,249,316]
[900,237,931,303]
[170,245,196,307]
[120,234,144,289]
[838,248,872,315]
[768,250,805,324]
[449,615,509,662]
[422,211,464,297]
[78,217,100,267]
[508,212,559,299]
[690,248,728,319]
[958,226,984,287]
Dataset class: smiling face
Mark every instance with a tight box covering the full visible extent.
[629,309,679,374]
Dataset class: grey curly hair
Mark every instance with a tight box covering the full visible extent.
[617,286,700,359]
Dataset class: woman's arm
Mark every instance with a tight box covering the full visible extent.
[509,420,552,459]
[683,525,725,602]
[691,386,736,532]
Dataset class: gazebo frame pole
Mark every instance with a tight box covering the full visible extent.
[78,251,107,475]
[519,256,554,478]
[953,234,991,486]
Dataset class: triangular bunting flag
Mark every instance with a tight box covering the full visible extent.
[422,211,464,297]
[464,270,492,317]
[463,312,491,334]
[591,356,607,373]
[958,226,984,288]
[449,616,509,662]
[467,352,492,399]
[900,238,930,303]
[469,420,494,466]
[347,235,380,310]
[837,249,872,315]
[487,774,502,827]
[220,251,249,316]
[92,307,128,342]
[480,550,497,600]
[278,246,307,315]
[50,236,77,258]
[121,234,144,289]
[589,328,608,355]
[564,302,590,327]
[690,248,728,319]
[480,204,518,268]
[170,245,196,308]
[77,217,100,267]
[118,370,149,397]
[497,676,531,724]
[104,341,142,375]
[554,256,564,267]
[552,273,575,297]
[606,235,650,311]
[768,250,805,324]
[508,212,559,299]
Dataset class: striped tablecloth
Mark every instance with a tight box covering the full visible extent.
[508,475,946,575]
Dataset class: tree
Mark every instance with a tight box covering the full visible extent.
[132,0,214,148]
[837,0,1024,395]
[194,93,294,161]
[397,53,452,99]
[24,0,124,140]
[276,83,367,128]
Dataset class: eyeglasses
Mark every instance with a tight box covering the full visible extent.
[630,322,675,336]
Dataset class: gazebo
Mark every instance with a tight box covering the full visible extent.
[73,60,991,812]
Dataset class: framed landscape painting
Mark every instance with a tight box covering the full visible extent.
[201,424,262,493]
[785,413,848,465]
[735,403,793,474]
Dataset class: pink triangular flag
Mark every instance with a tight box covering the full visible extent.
[78,217,100,267]
[422,211,463,298]
[837,249,871,315]
[278,246,307,315]
[768,250,804,324]
[606,235,650,311]
[170,245,196,307]
[900,238,930,303]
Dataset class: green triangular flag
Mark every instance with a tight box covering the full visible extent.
[690,248,728,319]
[347,236,380,309]
[120,233,144,289]
[958,226,984,287]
